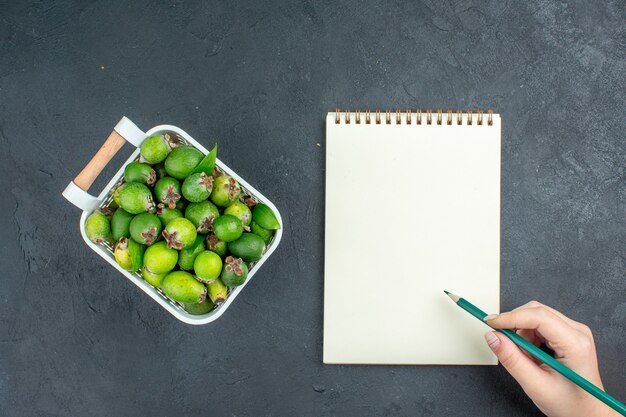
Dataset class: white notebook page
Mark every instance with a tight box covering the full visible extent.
[324,111,501,365]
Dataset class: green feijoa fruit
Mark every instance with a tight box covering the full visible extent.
[119,182,155,214]
[191,144,217,176]
[220,256,249,287]
[124,162,156,186]
[212,214,243,242]
[183,298,216,315]
[156,204,183,227]
[164,146,204,180]
[207,278,228,305]
[228,233,266,262]
[193,251,223,283]
[112,183,124,206]
[142,267,166,288]
[129,238,146,273]
[250,220,273,244]
[162,217,197,250]
[114,237,145,273]
[111,208,134,241]
[85,210,111,244]
[178,236,205,271]
[154,177,182,209]
[252,203,280,230]
[143,241,178,275]
[130,213,162,245]
[210,175,241,207]
[185,201,220,234]
[224,201,252,226]
[182,172,213,203]
[153,162,168,179]
[140,134,172,164]
[114,238,133,270]
[162,271,207,303]
[206,233,227,257]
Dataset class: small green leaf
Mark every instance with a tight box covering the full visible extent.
[252,204,281,230]
[192,144,218,176]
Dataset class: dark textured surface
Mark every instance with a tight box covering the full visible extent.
[1,1,624,416]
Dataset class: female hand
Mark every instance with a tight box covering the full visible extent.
[483,301,619,417]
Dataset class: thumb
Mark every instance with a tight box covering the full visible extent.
[484,331,546,391]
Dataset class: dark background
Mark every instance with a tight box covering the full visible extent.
[1,1,624,416]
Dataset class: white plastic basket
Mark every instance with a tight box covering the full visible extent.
[62,117,282,325]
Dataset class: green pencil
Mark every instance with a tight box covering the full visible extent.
[444,290,626,416]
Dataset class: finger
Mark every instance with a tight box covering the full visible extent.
[516,329,542,365]
[485,307,580,355]
[517,329,541,346]
[484,331,547,395]
[513,301,590,334]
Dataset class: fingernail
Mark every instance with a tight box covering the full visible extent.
[483,313,498,321]
[484,331,500,351]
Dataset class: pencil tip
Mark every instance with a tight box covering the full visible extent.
[444,291,461,302]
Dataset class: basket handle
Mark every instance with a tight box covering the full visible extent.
[74,130,126,190]
[62,116,146,211]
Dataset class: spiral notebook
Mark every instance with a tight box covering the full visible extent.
[324,109,501,365]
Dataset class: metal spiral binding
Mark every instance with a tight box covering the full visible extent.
[335,108,493,126]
